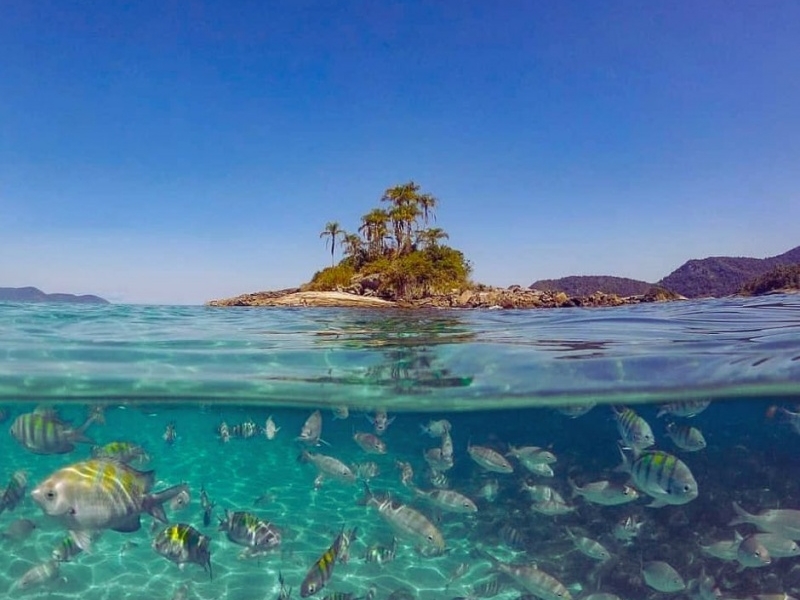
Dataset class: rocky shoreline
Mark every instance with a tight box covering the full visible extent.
[207,285,684,309]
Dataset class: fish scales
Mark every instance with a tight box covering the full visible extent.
[492,560,573,600]
[367,493,445,556]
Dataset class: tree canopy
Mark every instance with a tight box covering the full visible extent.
[310,181,471,300]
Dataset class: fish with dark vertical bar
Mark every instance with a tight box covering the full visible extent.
[153,523,212,579]
[300,527,356,597]
[10,409,97,454]
[618,446,698,507]
[612,406,655,450]
[0,469,27,515]
[218,509,282,556]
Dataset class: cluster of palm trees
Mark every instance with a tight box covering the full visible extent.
[319,181,451,268]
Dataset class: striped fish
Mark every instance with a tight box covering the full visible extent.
[480,551,573,600]
[14,559,61,590]
[467,443,513,474]
[618,446,698,507]
[300,451,356,485]
[51,533,85,562]
[353,432,386,454]
[657,399,711,418]
[300,527,355,597]
[91,441,150,464]
[152,523,212,579]
[665,422,707,452]
[31,458,188,545]
[10,410,96,454]
[364,537,397,564]
[412,487,478,513]
[364,487,445,557]
[612,406,655,450]
[0,469,28,515]
[218,509,282,554]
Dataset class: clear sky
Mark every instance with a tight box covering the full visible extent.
[1,1,798,305]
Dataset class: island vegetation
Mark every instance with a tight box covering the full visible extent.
[307,181,472,301]
[739,264,800,296]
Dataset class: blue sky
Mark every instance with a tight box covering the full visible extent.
[1,1,798,304]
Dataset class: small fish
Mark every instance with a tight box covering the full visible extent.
[300,527,355,597]
[353,462,380,481]
[164,422,177,444]
[729,501,800,540]
[354,432,387,454]
[152,523,213,579]
[370,410,395,436]
[521,483,565,504]
[10,410,96,454]
[365,537,397,564]
[507,445,557,465]
[219,421,231,443]
[241,418,257,438]
[612,514,642,543]
[568,478,640,506]
[565,527,611,561]
[169,488,192,511]
[395,460,414,488]
[522,462,554,477]
[337,526,358,564]
[472,577,505,597]
[51,533,88,562]
[618,446,698,507]
[478,479,499,502]
[412,487,478,514]
[665,422,707,452]
[218,509,282,553]
[278,571,292,600]
[14,559,62,590]
[612,406,655,450]
[264,415,280,440]
[555,403,595,418]
[440,430,454,462]
[301,451,357,486]
[424,447,454,472]
[365,586,377,600]
[364,487,445,557]
[119,540,139,555]
[200,485,215,527]
[642,560,685,592]
[480,551,573,600]
[2,517,37,542]
[531,500,575,516]
[91,441,150,464]
[332,406,349,420]
[657,399,711,418]
[737,533,772,569]
[499,524,527,550]
[421,419,451,437]
[0,469,28,515]
[467,443,513,474]
[427,468,449,489]
[700,532,741,561]
[321,593,361,600]
[752,533,800,557]
[298,410,327,446]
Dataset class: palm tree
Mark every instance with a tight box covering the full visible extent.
[417,192,437,226]
[341,233,364,262]
[359,208,390,258]
[319,221,344,267]
[417,227,449,249]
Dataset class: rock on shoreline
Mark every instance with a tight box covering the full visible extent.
[207,286,684,309]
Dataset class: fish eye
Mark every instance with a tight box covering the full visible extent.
[683,484,691,492]
[45,490,56,500]
[427,535,434,541]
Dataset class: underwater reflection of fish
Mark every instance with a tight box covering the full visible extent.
[153,522,213,579]
[31,458,189,548]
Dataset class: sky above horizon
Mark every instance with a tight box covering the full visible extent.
[1,1,799,305]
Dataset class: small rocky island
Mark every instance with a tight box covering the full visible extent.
[207,181,685,310]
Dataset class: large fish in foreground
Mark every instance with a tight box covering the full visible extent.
[729,501,800,540]
[363,486,445,557]
[618,446,698,507]
[31,458,188,548]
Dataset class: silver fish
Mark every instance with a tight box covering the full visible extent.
[413,487,478,513]
[565,527,611,561]
[365,489,445,556]
[264,415,280,440]
[169,488,191,511]
[507,445,557,464]
[370,409,395,436]
[481,552,572,600]
[332,405,349,420]
[364,536,397,564]
[555,403,595,418]
[700,532,741,561]
[642,560,686,592]
[522,483,565,504]
[297,410,326,446]
[14,559,62,590]
[424,447,454,471]
[752,533,800,557]
[665,422,707,452]
[613,406,655,451]
[737,534,772,569]
[10,410,96,454]
[612,514,642,543]
[395,460,414,488]
[531,499,575,516]
[657,399,711,418]
[301,451,356,485]
[2,517,37,542]
[353,432,387,454]
[467,443,513,474]
[569,478,639,505]
[421,419,451,437]
[478,479,499,502]
[729,502,800,539]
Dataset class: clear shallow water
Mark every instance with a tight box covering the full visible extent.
[1,297,800,599]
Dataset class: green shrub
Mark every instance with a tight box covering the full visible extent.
[307,264,356,291]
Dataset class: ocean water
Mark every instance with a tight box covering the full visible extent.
[0,297,799,600]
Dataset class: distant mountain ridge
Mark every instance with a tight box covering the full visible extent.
[530,275,654,297]
[529,245,800,299]
[0,286,109,304]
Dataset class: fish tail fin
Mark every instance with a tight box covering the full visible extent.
[615,443,634,473]
[70,530,96,553]
[729,501,753,526]
[357,482,373,506]
[145,483,189,523]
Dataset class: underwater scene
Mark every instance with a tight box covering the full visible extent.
[1,298,800,600]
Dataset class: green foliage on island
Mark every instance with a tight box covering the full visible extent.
[308,182,472,300]
[739,263,800,296]
[530,275,655,297]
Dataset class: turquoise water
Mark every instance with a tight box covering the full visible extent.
[1,297,800,599]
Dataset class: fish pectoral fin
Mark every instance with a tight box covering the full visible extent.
[111,515,141,533]
[70,530,97,552]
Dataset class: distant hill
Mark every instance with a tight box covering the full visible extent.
[0,286,109,304]
[658,245,800,298]
[739,263,800,296]
[529,275,654,297]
